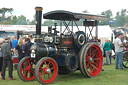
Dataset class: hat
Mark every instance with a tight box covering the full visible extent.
[117,33,122,37]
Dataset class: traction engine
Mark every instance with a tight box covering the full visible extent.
[17,7,104,85]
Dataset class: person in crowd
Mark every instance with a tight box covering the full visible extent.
[6,36,13,48]
[108,40,113,64]
[103,38,112,65]
[1,38,16,80]
[123,37,127,44]
[13,38,25,62]
[11,36,18,49]
[23,38,33,56]
[0,38,4,77]
[28,34,34,43]
[21,36,26,44]
[98,39,104,65]
[97,39,104,71]
[114,33,124,69]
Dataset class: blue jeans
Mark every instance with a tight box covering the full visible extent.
[115,52,123,69]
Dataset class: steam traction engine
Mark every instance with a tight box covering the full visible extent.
[17,7,107,84]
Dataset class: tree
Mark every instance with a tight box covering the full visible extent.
[99,10,113,25]
[115,9,127,27]
[0,7,13,23]
[15,15,28,25]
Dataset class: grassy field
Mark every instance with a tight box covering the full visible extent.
[1,58,128,85]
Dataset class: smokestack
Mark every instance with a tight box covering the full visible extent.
[35,7,43,35]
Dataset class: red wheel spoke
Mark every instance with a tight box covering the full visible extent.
[91,64,98,70]
[89,65,92,73]
[49,72,54,75]
[91,53,96,58]
[92,62,97,66]
[44,61,47,65]
[47,62,50,67]
[91,49,98,56]
[93,58,101,60]
[86,63,90,68]
[39,72,44,76]
[48,74,50,79]
[50,66,55,70]
[23,63,27,67]
[24,71,28,77]
[43,73,45,80]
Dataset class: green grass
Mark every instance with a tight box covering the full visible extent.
[1,58,128,85]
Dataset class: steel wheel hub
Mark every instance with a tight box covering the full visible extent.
[46,68,51,74]
[88,57,93,63]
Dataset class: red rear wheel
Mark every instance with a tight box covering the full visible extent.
[79,43,103,77]
[17,57,35,81]
[35,57,58,84]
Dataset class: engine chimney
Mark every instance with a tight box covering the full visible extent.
[35,7,43,35]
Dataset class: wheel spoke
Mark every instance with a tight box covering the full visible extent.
[39,72,44,76]
[91,49,98,56]
[91,53,96,58]
[43,73,45,80]
[50,66,55,70]
[47,62,50,67]
[93,58,101,61]
[92,61,97,66]
[24,71,28,77]
[125,61,128,66]
[89,65,92,73]
[23,63,27,67]
[86,63,90,68]
[48,74,50,79]
[91,64,98,71]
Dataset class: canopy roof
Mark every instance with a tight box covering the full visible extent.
[43,10,107,21]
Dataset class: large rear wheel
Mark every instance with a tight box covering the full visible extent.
[35,57,58,84]
[79,43,103,77]
[17,57,36,81]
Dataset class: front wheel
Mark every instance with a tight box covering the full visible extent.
[17,57,36,81]
[35,57,58,84]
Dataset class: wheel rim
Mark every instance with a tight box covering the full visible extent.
[38,59,58,84]
[20,58,35,80]
[123,52,128,68]
[85,44,103,77]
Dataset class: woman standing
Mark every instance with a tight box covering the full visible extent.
[103,38,112,65]
[13,38,25,62]
[0,38,4,76]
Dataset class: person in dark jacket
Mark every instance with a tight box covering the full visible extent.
[1,38,16,80]
[22,38,33,56]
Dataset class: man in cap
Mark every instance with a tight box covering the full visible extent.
[114,33,124,69]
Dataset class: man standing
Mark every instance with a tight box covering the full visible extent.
[23,38,33,56]
[1,38,16,80]
[114,33,124,69]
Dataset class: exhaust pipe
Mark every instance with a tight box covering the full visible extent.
[35,7,43,35]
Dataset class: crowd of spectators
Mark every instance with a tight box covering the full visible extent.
[0,34,34,80]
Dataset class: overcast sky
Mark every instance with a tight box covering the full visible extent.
[0,0,128,21]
